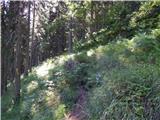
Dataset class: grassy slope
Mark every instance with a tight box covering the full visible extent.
[2,32,160,120]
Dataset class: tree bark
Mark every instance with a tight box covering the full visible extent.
[1,53,7,95]
[90,1,93,36]
[15,13,22,104]
[24,1,31,75]
[68,16,73,53]
[1,1,8,95]
[30,1,36,68]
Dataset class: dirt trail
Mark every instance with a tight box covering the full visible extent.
[64,86,88,120]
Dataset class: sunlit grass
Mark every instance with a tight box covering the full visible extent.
[45,90,60,105]
[36,62,55,78]
[87,49,95,56]
[27,81,38,94]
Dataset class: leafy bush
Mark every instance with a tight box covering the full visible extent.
[130,1,160,31]
[87,64,160,120]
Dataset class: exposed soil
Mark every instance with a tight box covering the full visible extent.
[64,86,88,120]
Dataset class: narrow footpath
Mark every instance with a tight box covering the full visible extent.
[64,86,88,120]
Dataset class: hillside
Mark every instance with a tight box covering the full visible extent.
[2,31,160,119]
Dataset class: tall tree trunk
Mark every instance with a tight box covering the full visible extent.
[90,1,93,36]
[24,1,31,75]
[1,52,7,95]
[57,8,63,55]
[15,13,22,104]
[1,1,8,95]
[89,1,96,42]
[68,16,73,53]
[1,1,6,95]
[30,1,35,68]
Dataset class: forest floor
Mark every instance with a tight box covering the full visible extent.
[64,86,88,120]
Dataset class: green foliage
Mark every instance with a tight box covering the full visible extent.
[87,64,160,120]
[1,88,20,120]
[130,1,160,32]
[46,18,66,34]
[55,104,66,120]
[2,1,160,120]
[131,34,160,62]
[3,33,160,119]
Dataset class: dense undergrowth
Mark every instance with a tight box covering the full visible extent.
[2,1,160,120]
[2,28,160,120]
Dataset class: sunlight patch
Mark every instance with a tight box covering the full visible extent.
[31,103,37,115]
[87,49,94,56]
[27,81,38,93]
[36,62,54,77]
[45,90,60,107]
[58,57,67,65]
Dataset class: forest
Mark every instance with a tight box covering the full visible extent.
[1,0,160,120]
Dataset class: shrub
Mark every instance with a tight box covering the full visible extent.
[86,64,160,120]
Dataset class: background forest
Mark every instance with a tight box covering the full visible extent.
[1,0,160,120]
